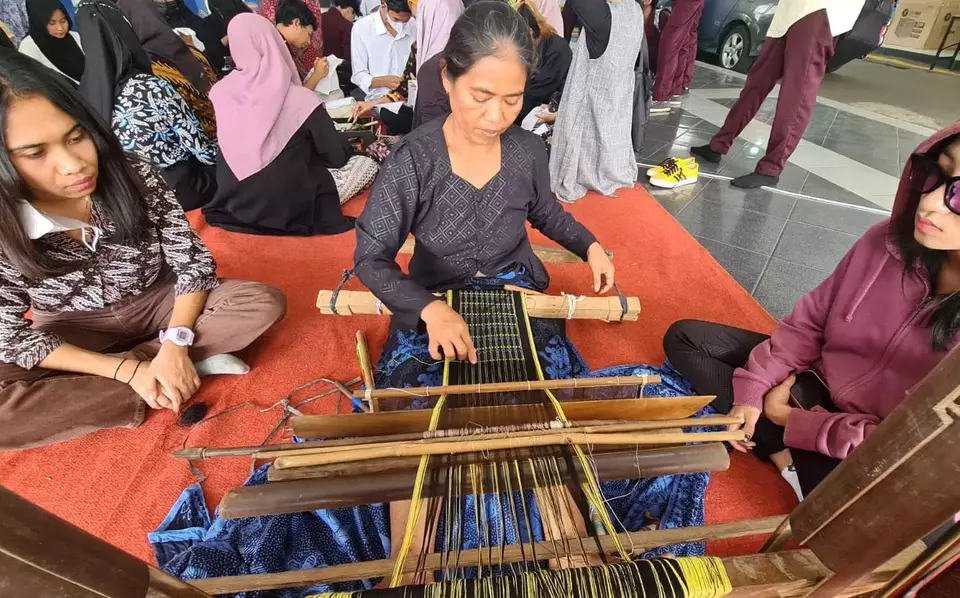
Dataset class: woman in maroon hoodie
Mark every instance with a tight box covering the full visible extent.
[664,124,960,499]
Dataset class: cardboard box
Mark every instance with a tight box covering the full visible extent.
[886,0,960,50]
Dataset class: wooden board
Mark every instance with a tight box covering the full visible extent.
[222,443,729,518]
[292,396,714,439]
[790,346,960,597]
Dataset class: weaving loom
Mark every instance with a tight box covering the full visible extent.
[8,279,960,597]
[194,286,743,597]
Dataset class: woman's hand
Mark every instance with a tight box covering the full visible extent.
[126,361,168,410]
[146,344,201,413]
[763,375,796,427]
[421,300,478,363]
[352,101,376,122]
[586,242,615,294]
[536,105,557,124]
[313,57,330,81]
[726,405,760,453]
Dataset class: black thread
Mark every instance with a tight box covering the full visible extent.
[330,269,354,315]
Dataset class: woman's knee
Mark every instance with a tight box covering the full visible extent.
[663,319,701,360]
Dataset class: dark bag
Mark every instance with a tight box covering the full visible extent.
[830,0,895,68]
[631,35,654,154]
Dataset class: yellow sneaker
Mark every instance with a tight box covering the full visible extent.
[646,156,697,178]
[649,158,699,189]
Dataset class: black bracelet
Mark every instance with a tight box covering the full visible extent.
[113,358,128,381]
[126,361,143,385]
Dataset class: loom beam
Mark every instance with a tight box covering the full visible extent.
[291,396,714,439]
[219,443,730,518]
[317,290,641,321]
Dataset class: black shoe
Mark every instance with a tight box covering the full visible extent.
[690,144,722,164]
[731,172,779,189]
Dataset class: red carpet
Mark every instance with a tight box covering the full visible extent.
[0,185,795,564]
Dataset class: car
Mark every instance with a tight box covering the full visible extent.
[656,0,894,74]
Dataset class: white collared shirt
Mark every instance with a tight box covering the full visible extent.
[17,200,102,251]
[766,0,866,39]
[350,11,416,100]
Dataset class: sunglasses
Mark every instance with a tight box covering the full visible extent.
[910,153,960,215]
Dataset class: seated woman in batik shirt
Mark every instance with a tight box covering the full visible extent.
[0,51,285,451]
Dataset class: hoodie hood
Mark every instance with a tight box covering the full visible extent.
[892,122,960,221]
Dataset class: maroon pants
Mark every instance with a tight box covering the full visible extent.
[653,0,705,101]
[709,9,837,176]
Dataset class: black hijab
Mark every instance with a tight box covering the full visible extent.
[154,0,225,72]
[76,0,154,123]
[0,32,15,51]
[116,0,211,93]
[26,0,86,81]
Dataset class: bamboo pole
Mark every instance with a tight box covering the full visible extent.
[399,239,597,264]
[317,290,641,322]
[273,430,743,469]
[349,374,661,400]
[355,330,378,412]
[253,417,741,460]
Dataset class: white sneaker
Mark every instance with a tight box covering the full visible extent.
[650,100,673,114]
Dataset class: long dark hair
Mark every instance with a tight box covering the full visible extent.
[442,1,538,82]
[894,135,960,351]
[0,50,149,281]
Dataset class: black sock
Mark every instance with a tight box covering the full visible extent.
[731,172,780,189]
[691,144,722,163]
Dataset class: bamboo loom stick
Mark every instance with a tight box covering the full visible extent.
[189,516,786,594]
[355,330,378,412]
[292,395,715,438]
[172,415,725,461]
[253,417,741,460]
[349,375,662,400]
[273,430,744,469]
[317,290,641,322]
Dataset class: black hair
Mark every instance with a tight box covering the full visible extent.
[442,1,538,82]
[275,0,318,28]
[334,0,360,11]
[383,0,411,14]
[894,133,960,351]
[0,50,149,281]
[517,3,541,38]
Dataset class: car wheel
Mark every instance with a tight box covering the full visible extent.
[718,24,751,73]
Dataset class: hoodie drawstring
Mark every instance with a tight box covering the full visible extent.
[844,254,889,322]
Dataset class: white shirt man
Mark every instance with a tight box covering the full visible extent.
[350,2,416,100]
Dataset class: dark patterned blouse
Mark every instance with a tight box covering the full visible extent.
[354,119,597,328]
[0,161,219,369]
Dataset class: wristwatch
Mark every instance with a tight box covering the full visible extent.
[159,327,195,347]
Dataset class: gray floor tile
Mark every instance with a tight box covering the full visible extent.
[717,149,809,193]
[698,178,797,218]
[638,177,704,215]
[789,198,888,236]
[800,174,888,210]
[773,221,860,273]
[672,130,720,148]
[820,137,902,177]
[753,258,829,320]
[898,129,928,165]
[645,122,689,144]
[649,110,704,129]
[685,119,721,135]
[824,115,900,147]
[677,198,786,254]
[694,236,769,292]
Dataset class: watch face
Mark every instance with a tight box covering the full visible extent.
[174,329,191,343]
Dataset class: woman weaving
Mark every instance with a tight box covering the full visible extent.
[354,1,615,365]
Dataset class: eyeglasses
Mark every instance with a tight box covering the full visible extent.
[910,153,960,215]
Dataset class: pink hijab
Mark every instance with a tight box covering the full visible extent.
[210,13,321,181]
[532,0,563,35]
[416,0,464,72]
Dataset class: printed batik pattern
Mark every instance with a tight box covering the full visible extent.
[112,74,218,170]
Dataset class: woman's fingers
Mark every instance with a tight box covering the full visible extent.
[441,340,457,361]
[592,266,602,293]
[600,268,614,294]
[429,339,443,361]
